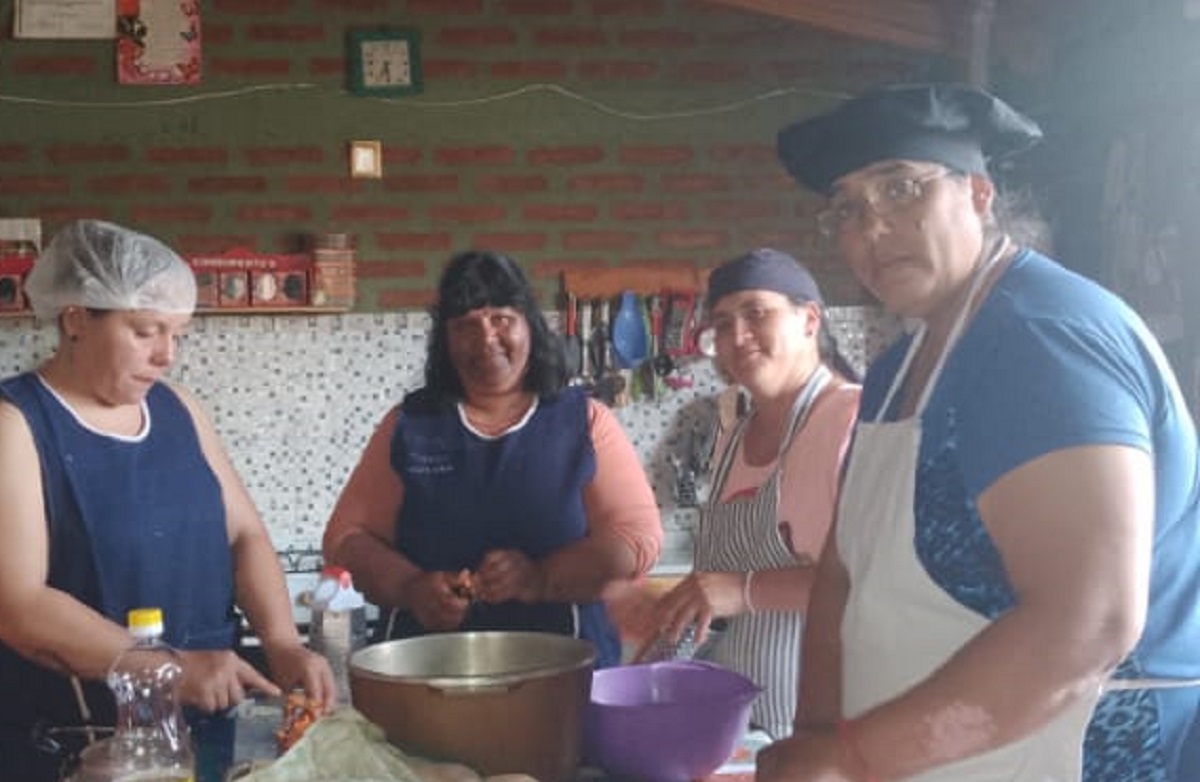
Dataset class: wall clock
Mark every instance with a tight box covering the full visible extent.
[347,29,423,97]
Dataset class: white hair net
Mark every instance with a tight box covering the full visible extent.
[25,219,197,321]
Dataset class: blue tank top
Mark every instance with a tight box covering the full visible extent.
[0,373,236,737]
[384,386,621,666]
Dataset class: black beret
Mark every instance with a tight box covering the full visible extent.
[777,83,1043,195]
[705,248,822,311]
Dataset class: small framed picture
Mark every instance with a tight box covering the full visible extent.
[349,140,383,179]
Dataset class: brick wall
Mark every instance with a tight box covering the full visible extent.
[0,0,933,309]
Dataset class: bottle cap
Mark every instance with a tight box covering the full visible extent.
[127,607,164,639]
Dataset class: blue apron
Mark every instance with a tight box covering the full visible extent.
[0,373,238,782]
[381,386,621,667]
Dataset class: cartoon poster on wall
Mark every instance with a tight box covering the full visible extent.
[117,0,201,85]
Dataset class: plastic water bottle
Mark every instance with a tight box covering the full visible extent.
[309,565,367,703]
[71,607,195,782]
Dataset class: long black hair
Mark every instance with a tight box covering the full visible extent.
[422,250,567,405]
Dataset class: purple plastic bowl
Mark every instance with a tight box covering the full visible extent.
[583,661,761,782]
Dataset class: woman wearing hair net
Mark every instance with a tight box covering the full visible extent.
[0,220,335,782]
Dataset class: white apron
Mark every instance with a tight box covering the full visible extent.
[836,242,1200,780]
[697,365,831,739]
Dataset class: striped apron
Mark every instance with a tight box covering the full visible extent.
[695,365,831,739]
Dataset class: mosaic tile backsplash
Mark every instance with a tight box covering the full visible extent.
[0,306,900,572]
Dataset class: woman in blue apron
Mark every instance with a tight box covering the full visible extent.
[632,249,861,738]
[0,220,334,782]
[323,250,662,669]
[758,84,1200,781]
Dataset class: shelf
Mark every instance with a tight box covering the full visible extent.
[0,306,351,319]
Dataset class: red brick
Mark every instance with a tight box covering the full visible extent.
[623,255,701,269]
[0,176,69,196]
[620,146,694,166]
[709,144,778,166]
[501,0,573,13]
[530,258,610,278]
[377,233,453,251]
[204,24,235,45]
[528,146,605,166]
[286,176,363,194]
[764,60,827,82]
[383,175,459,193]
[533,28,607,47]
[562,231,638,251]
[308,58,345,76]
[612,202,689,221]
[175,235,259,254]
[87,175,172,195]
[146,147,229,165]
[490,61,570,80]
[247,24,326,42]
[245,147,324,166]
[34,206,110,225]
[356,260,426,279]
[331,205,412,222]
[710,26,818,48]
[0,145,31,164]
[429,205,507,223]
[577,61,658,80]
[705,200,781,220]
[590,0,665,15]
[46,145,130,165]
[213,0,293,12]
[657,230,729,250]
[477,174,549,194]
[524,204,599,222]
[409,0,483,13]
[383,147,424,165]
[741,229,807,249]
[379,288,436,309]
[235,205,314,222]
[424,60,480,79]
[188,176,268,194]
[435,147,515,167]
[438,27,519,47]
[618,29,696,48]
[677,61,752,82]
[14,56,97,76]
[315,0,389,10]
[129,204,214,223]
[662,173,730,192]
[471,233,548,251]
[568,174,643,193]
[209,58,292,77]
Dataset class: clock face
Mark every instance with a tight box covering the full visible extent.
[362,40,411,87]
[348,29,423,96]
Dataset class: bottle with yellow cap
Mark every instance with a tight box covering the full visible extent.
[70,607,195,782]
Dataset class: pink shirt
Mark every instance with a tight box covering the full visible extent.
[716,383,861,562]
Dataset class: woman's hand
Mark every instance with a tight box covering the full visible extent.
[263,641,338,714]
[633,571,743,659]
[756,729,854,782]
[476,549,546,604]
[407,571,473,631]
[178,649,280,714]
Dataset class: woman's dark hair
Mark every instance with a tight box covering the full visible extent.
[423,250,567,404]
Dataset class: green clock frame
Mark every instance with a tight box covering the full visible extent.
[347,28,423,97]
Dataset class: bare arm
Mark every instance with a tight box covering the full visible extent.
[0,401,133,680]
[322,407,423,609]
[777,444,1151,781]
[172,383,335,709]
[795,528,848,729]
[534,399,662,603]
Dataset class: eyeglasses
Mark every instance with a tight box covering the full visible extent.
[816,170,953,239]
